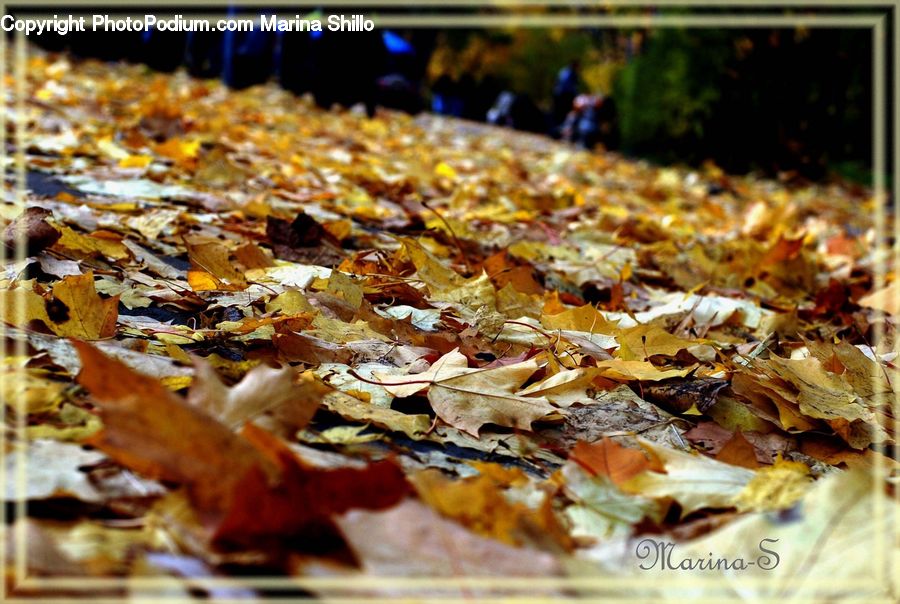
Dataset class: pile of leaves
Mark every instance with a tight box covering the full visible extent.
[2,51,897,599]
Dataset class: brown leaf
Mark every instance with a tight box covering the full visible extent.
[215,423,409,545]
[3,207,60,255]
[425,358,554,436]
[642,377,729,414]
[49,272,119,339]
[273,331,354,365]
[74,341,409,546]
[184,234,248,291]
[74,340,267,521]
[187,360,328,434]
[715,431,760,469]
[266,212,344,265]
[335,499,561,579]
[569,438,663,485]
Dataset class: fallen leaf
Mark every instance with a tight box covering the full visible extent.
[335,499,561,579]
[569,438,663,486]
[732,457,811,512]
[622,439,755,516]
[561,461,661,542]
[3,207,60,255]
[1,273,118,339]
[51,225,130,261]
[184,235,248,291]
[541,303,618,334]
[74,340,268,521]
[615,324,700,361]
[423,358,554,436]
[373,347,473,398]
[516,367,600,407]
[715,430,761,469]
[321,390,432,440]
[593,360,694,382]
[74,341,409,546]
[412,467,569,548]
[188,360,328,433]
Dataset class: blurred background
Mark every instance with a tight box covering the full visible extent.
[14,5,891,185]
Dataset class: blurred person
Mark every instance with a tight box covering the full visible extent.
[561,93,619,150]
[431,73,463,117]
[275,17,384,116]
[458,73,480,120]
[376,73,422,114]
[275,27,317,96]
[487,91,547,133]
[376,30,424,113]
[552,59,580,131]
[471,74,503,125]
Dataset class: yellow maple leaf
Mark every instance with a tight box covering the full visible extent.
[155,138,201,164]
[732,457,812,512]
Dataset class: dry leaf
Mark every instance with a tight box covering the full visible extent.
[188,360,328,433]
[569,438,663,486]
[622,439,755,516]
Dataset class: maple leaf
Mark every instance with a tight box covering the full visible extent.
[621,438,756,517]
[2,207,60,255]
[373,350,553,436]
[335,499,561,580]
[569,438,663,486]
[184,234,249,291]
[426,368,555,436]
[0,272,118,339]
[73,341,409,545]
[373,347,473,398]
[187,359,329,433]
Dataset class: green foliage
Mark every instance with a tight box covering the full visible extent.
[613,29,731,158]
[428,29,603,109]
[611,27,873,177]
[500,30,597,106]
[427,25,874,179]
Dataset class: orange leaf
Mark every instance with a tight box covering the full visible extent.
[570,438,662,486]
[184,235,248,291]
[74,340,267,522]
[74,341,409,546]
[715,431,760,469]
[49,272,118,339]
[217,423,409,544]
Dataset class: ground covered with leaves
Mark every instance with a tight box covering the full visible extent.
[2,52,898,600]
